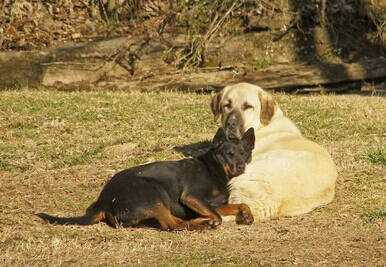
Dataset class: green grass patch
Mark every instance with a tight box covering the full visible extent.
[0,159,14,171]
[54,144,107,169]
[361,147,386,164]
[361,209,386,221]
[250,59,270,69]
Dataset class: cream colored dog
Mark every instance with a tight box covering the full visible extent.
[211,83,337,220]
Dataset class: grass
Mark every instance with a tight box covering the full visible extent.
[0,89,385,266]
[361,209,386,221]
[361,147,386,164]
[250,59,270,69]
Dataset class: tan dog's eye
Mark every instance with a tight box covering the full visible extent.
[242,103,254,110]
[223,103,232,109]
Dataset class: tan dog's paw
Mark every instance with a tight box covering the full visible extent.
[235,204,254,225]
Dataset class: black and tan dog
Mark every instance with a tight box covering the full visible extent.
[37,127,255,231]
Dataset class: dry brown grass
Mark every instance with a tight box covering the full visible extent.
[0,89,385,266]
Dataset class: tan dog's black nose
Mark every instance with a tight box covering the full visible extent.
[225,111,243,139]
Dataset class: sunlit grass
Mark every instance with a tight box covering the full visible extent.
[0,88,385,266]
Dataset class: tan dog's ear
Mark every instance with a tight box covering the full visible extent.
[258,91,275,126]
[210,90,224,122]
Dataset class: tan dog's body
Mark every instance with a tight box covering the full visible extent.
[211,83,337,220]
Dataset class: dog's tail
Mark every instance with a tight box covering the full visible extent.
[36,202,105,226]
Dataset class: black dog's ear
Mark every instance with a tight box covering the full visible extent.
[242,127,255,151]
[212,128,227,148]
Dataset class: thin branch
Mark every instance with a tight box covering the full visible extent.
[181,1,241,70]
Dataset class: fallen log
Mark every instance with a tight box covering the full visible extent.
[0,35,183,88]
[239,60,386,91]
[103,59,386,93]
[0,34,385,93]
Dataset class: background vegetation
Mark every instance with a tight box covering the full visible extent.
[2,0,385,65]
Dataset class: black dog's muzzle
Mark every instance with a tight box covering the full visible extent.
[236,163,245,174]
[224,110,244,140]
[226,162,246,178]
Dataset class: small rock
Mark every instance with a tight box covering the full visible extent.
[72,33,81,39]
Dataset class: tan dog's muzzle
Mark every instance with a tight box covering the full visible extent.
[224,110,245,140]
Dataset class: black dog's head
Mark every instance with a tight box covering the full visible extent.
[211,127,255,179]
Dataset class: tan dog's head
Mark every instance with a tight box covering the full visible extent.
[211,83,275,139]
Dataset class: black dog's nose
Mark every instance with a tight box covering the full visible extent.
[236,163,245,174]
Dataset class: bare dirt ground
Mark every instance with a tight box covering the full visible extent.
[0,90,385,266]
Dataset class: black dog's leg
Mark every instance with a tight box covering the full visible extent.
[216,203,254,225]
[180,191,222,228]
[102,202,209,231]
[154,202,213,231]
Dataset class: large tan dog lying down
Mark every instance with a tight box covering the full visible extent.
[211,83,337,220]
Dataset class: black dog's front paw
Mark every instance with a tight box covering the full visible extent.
[205,219,221,229]
[186,217,219,231]
[235,204,254,225]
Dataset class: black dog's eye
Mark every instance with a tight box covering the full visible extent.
[228,151,234,157]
